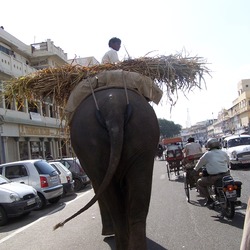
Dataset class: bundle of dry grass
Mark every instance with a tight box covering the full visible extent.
[4,53,210,109]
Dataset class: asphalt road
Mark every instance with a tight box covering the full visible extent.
[0,160,248,250]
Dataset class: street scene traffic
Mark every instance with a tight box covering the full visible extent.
[1,1,250,250]
[0,159,247,250]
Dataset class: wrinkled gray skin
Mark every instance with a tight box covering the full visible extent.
[68,88,159,250]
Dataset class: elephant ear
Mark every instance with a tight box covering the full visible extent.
[124,103,132,126]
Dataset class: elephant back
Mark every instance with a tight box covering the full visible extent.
[65,70,163,123]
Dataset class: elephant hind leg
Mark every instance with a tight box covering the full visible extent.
[128,221,147,250]
[125,152,155,250]
[101,186,130,250]
[98,199,114,236]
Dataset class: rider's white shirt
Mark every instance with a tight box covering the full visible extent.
[183,142,202,156]
[194,149,229,174]
[101,48,119,64]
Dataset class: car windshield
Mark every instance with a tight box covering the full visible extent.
[0,175,10,184]
[228,137,250,147]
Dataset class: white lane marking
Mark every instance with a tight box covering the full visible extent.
[0,190,92,244]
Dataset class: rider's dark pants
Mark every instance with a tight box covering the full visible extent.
[197,171,230,198]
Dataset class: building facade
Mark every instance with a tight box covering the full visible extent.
[0,27,96,163]
[181,79,250,142]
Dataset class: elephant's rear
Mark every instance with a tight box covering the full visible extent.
[70,88,159,176]
[70,88,159,250]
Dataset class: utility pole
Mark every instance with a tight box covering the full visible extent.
[186,108,191,128]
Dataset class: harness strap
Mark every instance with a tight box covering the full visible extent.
[88,75,132,128]
[89,77,100,110]
[122,70,129,105]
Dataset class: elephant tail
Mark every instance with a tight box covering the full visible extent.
[54,104,132,231]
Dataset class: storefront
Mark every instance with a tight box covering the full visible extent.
[0,123,70,163]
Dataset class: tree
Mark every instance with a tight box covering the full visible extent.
[158,118,182,138]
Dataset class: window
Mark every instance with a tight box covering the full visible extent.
[5,165,28,179]
[34,161,56,174]
[0,45,11,55]
[50,163,61,174]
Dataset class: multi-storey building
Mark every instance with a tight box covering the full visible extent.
[212,79,250,136]
[180,119,213,144]
[182,79,250,141]
[0,27,99,163]
[0,27,71,163]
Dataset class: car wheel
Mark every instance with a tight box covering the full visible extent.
[74,178,82,192]
[48,196,61,204]
[35,193,46,210]
[0,206,8,226]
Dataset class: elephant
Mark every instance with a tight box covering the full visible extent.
[54,87,160,250]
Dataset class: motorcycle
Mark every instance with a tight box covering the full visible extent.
[202,168,242,219]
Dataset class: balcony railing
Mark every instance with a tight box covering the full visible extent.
[0,51,36,77]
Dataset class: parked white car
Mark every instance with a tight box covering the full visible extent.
[0,160,63,210]
[222,134,250,169]
[0,175,39,226]
[49,161,74,195]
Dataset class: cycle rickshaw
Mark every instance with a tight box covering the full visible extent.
[182,153,203,202]
[163,137,184,180]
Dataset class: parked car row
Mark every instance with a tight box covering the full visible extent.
[0,157,91,226]
[49,158,90,192]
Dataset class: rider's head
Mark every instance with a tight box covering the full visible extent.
[205,138,221,150]
[108,37,121,51]
[187,137,195,143]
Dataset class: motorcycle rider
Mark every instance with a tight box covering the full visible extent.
[183,137,202,157]
[193,138,230,206]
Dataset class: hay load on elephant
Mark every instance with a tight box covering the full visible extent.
[4,53,210,120]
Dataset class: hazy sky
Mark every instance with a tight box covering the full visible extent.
[1,0,250,127]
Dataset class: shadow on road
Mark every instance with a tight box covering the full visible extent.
[147,238,168,249]
[211,211,245,229]
[103,236,168,250]
[186,197,247,230]
[187,200,246,230]
[165,171,185,183]
[103,236,115,249]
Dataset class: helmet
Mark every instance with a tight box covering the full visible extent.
[205,138,220,150]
